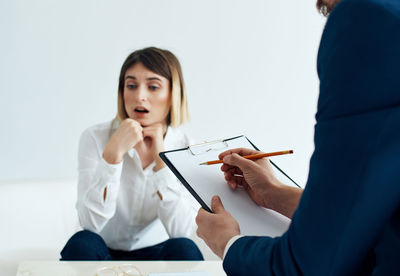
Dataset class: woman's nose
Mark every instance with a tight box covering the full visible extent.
[136,85,147,101]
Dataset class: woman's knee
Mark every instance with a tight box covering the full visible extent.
[165,237,196,248]
[64,230,105,250]
[163,238,204,260]
[60,230,110,260]
[74,230,105,243]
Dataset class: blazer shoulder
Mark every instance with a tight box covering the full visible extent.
[320,0,400,49]
[331,0,400,17]
[316,0,400,121]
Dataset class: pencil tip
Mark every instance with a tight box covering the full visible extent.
[199,162,205,165]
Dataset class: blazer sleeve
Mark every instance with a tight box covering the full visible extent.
[223,0,400,275]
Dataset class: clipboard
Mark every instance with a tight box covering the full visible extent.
[159,135,299,236]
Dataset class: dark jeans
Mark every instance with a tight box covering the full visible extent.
[60,230,204,261]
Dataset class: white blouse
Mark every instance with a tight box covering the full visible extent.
[76,121,200,251]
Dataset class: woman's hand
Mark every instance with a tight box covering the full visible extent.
[142,123,167,171]
[103,119,143,164]
[219,148,303,218]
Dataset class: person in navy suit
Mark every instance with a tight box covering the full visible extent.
[196,0,400,275]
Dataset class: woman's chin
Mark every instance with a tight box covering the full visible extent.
[129,116,148,126]
[129,115,167,127]
[138,119,151,127]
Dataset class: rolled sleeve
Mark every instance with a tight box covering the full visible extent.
[87,157,122,204]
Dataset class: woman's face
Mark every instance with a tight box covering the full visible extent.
[123,62,171,127]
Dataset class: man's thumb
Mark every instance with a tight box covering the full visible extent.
[224,153,254,169]
[211,195,225,213]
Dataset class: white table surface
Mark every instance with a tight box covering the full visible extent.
[16,261,226,276]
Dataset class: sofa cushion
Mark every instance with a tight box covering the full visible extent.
[0,178,80,276]
[0,178,218,276]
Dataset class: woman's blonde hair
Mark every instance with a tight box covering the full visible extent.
[116,47,190,127]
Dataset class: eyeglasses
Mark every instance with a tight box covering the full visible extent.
[96,264,143,276]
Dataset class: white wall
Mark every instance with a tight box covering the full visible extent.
[0,0,325,186]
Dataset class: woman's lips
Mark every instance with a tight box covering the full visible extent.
[134,107,149,118]
[134,107,149,112]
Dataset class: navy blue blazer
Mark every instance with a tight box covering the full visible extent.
[223,0,400,275]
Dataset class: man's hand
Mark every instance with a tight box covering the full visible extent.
[220,148,303,218]
[220,148,280,209]
[196,196,240,259]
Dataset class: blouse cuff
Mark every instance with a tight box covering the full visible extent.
[99,157,123,174]
[88,158,122,204]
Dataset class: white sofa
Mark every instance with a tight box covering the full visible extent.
[0,178,218,276]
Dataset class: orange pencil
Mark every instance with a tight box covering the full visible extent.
[199,150,293,165]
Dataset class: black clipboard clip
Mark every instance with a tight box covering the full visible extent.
[188,139,229,155]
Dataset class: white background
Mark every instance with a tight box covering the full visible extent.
[0,0,325,186]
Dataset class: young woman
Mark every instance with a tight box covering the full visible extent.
[61,47,203,260]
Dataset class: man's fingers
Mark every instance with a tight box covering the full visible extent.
[221,164,244,176]
[196,208,207,223]
[219,148,261,159]
[227,177,248,189]
[234,175,248,188]
[196,228,203,238]
[223,153,257,170]
[227,166,243,175]
[211,195,226,214]
[220,163,230,172]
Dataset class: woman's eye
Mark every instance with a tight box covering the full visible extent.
[126,84,137,89]
[149,85,159,91]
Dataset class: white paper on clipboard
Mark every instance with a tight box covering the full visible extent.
[159,135,298,237]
